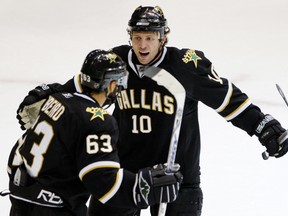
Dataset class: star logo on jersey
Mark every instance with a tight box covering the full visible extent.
[86,107,109,121]
[182,49,202,68]
[106,53,117,63]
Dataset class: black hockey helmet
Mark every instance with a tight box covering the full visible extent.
[127,6,170,40]
[81,49,128,92]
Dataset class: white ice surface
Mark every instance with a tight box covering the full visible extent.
[1,0,288,215]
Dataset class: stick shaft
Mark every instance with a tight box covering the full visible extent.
[144,67,186,216]
[262,84,288,160]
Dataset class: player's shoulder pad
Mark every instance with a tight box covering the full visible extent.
[43,93,73,109]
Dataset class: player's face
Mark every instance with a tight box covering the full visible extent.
[131,32,162,65]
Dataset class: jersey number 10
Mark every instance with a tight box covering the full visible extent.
[131,115,152,134]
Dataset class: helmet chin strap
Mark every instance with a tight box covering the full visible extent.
[102,85,121,109]
[146,43,164,66]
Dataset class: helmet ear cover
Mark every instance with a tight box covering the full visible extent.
[81,73,102,92]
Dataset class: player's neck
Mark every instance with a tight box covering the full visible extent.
[90,92,106,107]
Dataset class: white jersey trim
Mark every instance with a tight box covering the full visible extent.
[10,194,64,208]
[74,92,95,103]
[224,98,251,121]
[99,168,124,203]
[79,161,120,180]
[74,74,83,93]
[127,47,167,77]
[215,80,233,112]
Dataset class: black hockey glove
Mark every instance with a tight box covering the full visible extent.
[134,164,183,209]
[254,114,288,158]
[17,83,61,130]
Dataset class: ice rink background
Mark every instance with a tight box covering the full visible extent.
[1,0,288,215]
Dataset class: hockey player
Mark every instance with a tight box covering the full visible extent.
[16,6,288,216]
[7,50,183,216]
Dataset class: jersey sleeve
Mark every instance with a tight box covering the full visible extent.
[188,50,264,135]
[80,165,137,209]
[7,137,25,178]
[45,75,81,94]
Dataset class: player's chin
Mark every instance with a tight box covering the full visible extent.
[137,54,151,64]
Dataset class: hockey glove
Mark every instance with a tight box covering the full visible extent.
[17,99,46,130]
[134,164,183,209]
[254,114,288,158]
[17,83,61,130]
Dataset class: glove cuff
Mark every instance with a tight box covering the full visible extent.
[254,114,279,137]
[134,168,152,209]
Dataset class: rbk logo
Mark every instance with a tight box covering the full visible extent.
[37,189,63,205]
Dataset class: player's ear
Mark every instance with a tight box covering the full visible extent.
[108,80,117,94]
[160,35,167,44]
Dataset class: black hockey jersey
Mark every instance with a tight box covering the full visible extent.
[7,92,137,215]
[47,46,264,185]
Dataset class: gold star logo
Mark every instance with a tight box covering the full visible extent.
[86,107,110,121]
[182,49,202,68]
[106,53,117,63]
[154,6,164,16]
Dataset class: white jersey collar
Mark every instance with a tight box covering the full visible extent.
[128,47,167,78]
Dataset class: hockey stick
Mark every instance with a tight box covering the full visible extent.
[145,67,186,216]
[276,84,288,107]
[262,84,288,160]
